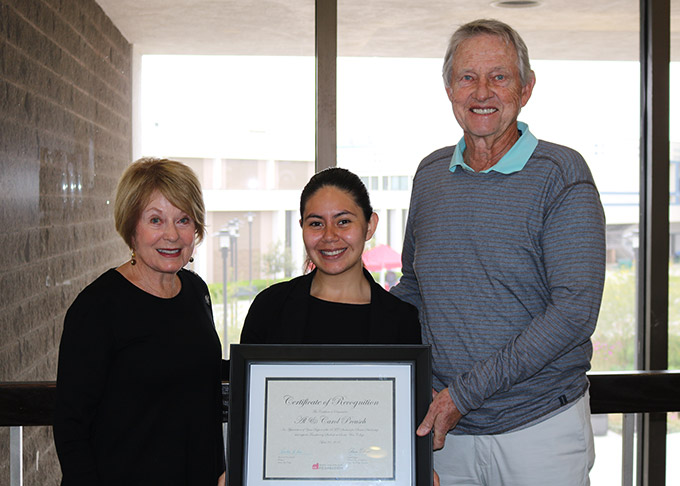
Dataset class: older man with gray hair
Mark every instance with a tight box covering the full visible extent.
[391,19,605,486]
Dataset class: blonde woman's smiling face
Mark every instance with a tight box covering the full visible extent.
[131,190,196,276]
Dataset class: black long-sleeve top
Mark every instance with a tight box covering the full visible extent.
[54,269,226,485]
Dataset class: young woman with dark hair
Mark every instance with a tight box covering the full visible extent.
[240,167,420,345]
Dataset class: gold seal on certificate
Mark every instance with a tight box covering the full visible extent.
[264,378,395,479]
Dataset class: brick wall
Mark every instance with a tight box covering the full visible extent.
[0,0,131,483]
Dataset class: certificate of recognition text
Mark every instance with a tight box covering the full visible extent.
[263,378,395,480]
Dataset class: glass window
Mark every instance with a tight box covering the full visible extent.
[140,11,315,356]
[589,414,628,485]
[390,175,408,191]
[338,2,640,483]
[136,2,675,480]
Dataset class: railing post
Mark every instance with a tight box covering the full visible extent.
[10,426,23,486]
[622,413,635,486]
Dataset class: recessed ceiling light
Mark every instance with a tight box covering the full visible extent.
[491,1,542,8]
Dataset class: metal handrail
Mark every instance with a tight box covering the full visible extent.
[2,371,679,426]
[1,371,679,486]
[588,370,680,414]
[0,381,231,426]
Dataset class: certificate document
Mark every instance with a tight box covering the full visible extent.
[244,362,415,486]
[264,378,394,479]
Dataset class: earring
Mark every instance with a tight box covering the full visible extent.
[189,257,194,263]
[131,249,136,266]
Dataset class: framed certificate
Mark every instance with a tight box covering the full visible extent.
[227,345,432,486]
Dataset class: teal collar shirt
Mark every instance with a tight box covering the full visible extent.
[450,121,538,175]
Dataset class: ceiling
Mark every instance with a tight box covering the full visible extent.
[95,0,679,61]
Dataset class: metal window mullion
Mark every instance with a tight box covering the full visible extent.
[637,1,670,485]
[315,0,337,171]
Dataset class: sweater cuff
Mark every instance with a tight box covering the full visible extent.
[448,378,474,416]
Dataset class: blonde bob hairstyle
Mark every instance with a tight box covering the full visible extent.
[114,157,206,249]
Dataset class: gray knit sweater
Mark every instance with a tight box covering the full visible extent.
[391,139,606,435]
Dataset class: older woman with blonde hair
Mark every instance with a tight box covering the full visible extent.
[54,158,225,486]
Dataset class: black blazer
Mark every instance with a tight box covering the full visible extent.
[240,268,421,344]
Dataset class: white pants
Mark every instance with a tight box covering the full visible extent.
[434,392,595,486]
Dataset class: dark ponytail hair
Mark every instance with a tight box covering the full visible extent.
[300,167,373,221]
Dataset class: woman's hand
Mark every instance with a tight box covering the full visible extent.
[217,472,226,486]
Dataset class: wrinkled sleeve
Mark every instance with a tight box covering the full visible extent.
[53,292,113,484]
[449,181,606,414]
[390,185,423,313]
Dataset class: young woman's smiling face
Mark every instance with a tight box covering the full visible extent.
[301,186,377,278]
[131,190,196,277]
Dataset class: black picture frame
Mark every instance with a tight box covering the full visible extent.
[227,344,432,486]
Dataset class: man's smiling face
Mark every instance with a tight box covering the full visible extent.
[446,34,534,147]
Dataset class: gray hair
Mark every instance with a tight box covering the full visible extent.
[442,19,532,88]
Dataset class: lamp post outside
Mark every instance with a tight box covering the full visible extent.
[229,219,240,282]
[247,212,254,285]
[218,228,231,359]
[217,220,241,359]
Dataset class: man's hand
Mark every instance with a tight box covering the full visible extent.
[416,387,462,450]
